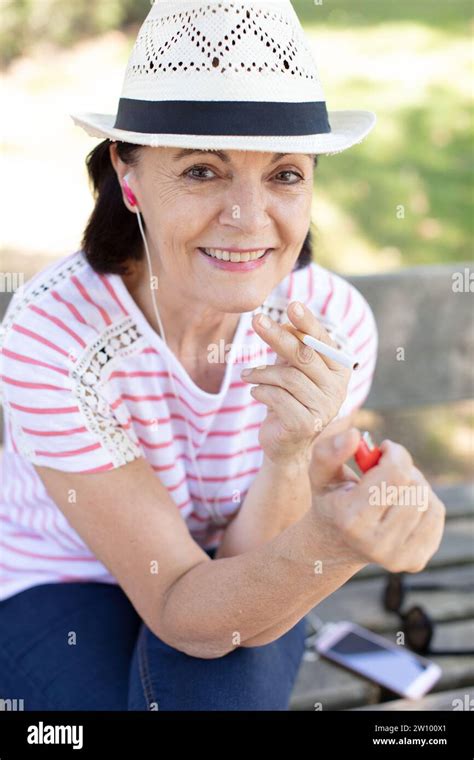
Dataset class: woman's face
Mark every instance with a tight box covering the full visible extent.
[112,144,315,314]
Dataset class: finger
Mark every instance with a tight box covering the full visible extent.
[249,383,319,437]
[309,429,361,489]
[399,500,446,573]
[377,439,414,473]
[251,311,340,381]
[284,301,345,372]
[379,466,430,522]
[377,488,425,542]
[368,465,429,562]
[404,490,446,554]
[241,363,324,411]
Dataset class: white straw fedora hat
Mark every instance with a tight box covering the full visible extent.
[70,0,376,155]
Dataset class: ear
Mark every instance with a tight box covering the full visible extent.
[109,142,127,184]
[109,144,137,211]
[109,141,118,171]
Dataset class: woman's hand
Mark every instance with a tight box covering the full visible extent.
[309,423,361,494]
[311,437,446,574]
[240,300,352,466]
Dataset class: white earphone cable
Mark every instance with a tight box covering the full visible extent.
[134,205,236,528]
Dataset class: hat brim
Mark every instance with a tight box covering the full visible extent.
[70,109,376,155]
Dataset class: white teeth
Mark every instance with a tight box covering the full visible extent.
[201,247,268,262]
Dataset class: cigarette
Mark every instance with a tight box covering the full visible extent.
[289,327,359,371]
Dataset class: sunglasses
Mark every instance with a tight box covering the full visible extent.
[382,573,474,657]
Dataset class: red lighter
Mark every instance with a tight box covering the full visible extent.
[354,430,382,472]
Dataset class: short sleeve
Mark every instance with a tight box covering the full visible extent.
[307,264,378,419]
[0,295,144,474]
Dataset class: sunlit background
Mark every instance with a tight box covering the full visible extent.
[1,0,473,480]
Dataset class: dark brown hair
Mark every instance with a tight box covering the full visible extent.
[80,139,317,276]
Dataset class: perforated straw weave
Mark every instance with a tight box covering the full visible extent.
[71,0,376,155]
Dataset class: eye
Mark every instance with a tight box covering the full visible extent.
[183,165,217,180]
[274,170,304,184]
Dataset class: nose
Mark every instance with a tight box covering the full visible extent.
[218,179,272,236]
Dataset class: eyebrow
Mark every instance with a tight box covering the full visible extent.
[172,149,316,164]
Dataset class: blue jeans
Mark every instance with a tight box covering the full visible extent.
[0,575,307,711]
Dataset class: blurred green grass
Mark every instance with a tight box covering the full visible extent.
[292,0,472,31]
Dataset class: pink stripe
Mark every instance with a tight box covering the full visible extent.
[138,436,175,451]
[167,473,187,492]
[187,510,208,523]
[164,465,259,491]
[35,441,103,458]
[71,274,113,326]
[153,454,186,472]
[175,495,192,509]
[1,375,68,392]
[347,308,367,337]
[126,411,178,429]
[11,324,70,358]
[0,561,79,579]
[21,425,88,437]
[8,415,19,454]
[77,462,116,474]
[51,290,98,333]
[115,391,257,419]
[351,370,375,394]
[356,351,377,373]
[207,421,261,437]
[99,274,129,316]
[1,541,98,562]
[28,304,87,348]
[342,287,352,320]
[186,466,259,483]
[2,347,69,376]
[320,273,334,316]
[151,449,260,471]
[9,401,79,415]
[190,488,249,505]
[196,445,261,460]
[354,334,375,354]
[127,411,260,437]
[139,431,261,454]
[110,368,218,404]
[38,504,85,552]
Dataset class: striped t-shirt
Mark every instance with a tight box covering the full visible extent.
[0,249,378,601]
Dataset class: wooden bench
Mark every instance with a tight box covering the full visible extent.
[290,261,474,710]
[1,262,473,711]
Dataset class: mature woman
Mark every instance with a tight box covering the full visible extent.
[0,0,445,711]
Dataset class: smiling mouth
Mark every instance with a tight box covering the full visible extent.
[198,247,271,262]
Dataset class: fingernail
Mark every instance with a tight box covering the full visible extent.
[241,369,252,376]
[292,301,304,317]
[257,314,271,329]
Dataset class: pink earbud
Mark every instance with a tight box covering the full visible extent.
[123,173,138,207]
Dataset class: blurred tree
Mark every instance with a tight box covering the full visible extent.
[0,0,151,68]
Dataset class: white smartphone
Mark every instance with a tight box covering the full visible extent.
[315,621,442,699]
